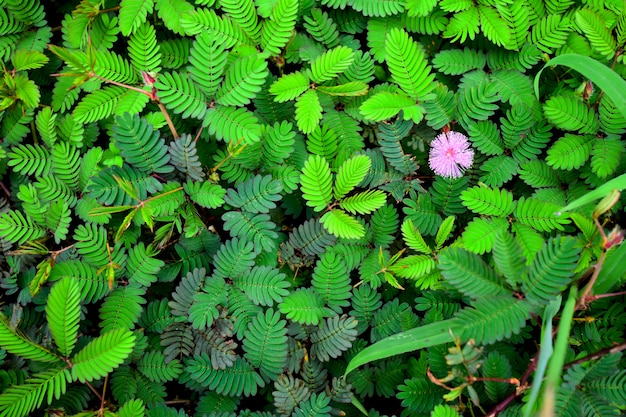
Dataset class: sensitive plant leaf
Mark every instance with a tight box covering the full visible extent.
[119,0,155,36]
[334,155,371,200]
[300,155,333,212]
[435,215,455,250]
[309,45,354,83]
[0,313,60,363]
[261,0,299,55]
[46,278,81,357]
[385,28,435,99]
[320,209,365,239]
[71,328,136,382]
[359,91,416,122]
[401,219,432,254]
[269,71,310,102]
[295,89,323,134]
[339,190,387,215]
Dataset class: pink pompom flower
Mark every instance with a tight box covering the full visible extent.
[428,131,474,179]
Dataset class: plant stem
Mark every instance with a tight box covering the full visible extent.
[563,341,626,370]
[540,285,578,417]
[158,102,179,138]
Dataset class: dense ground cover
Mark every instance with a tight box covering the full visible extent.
[0,0,625,416]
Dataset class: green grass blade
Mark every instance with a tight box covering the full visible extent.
[343,319,462,377]
[534,54,626,119]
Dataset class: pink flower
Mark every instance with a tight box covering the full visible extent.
[428,131,474,179]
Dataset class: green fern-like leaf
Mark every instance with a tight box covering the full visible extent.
[530,14,572,53]
[359,91,418,122]
[211,237,257,280]
[310,314,358,362]
[432,48,486,75]
[469,121,505,159]
[587,370,626,405]
[460,186,515,217]
[269,71,310,102]
[479,5,513,48]
[243,308,288,381]
[168,134,204,181]
[0,312,60,363]
[279,288,332,325]
[310,45,354,83]
[7,144,51,177]
[184,180,226,209]
[215,55,269,107]
[155,0,194,35]
[71,328,136,382]
[51,142,81,190]
[46,278,80,357]
[461,217,510,255]
[438,246,512,299]
[188,276,228,329]
[304,7,340,48]
[137,351,183,383]
[453,298,532,344]
[443,6,480,43]
[386,28,435,99]
[204,104,262,143]
[339,190,387,215]
[311,251,351,313]
[591,136,623,179]
[518,160,560,188]
[113,113,173,174]
[155,71,207,119]
[296,90,322,134]
[50,260,109,303]
[119,0,155,36]
[377,116,418,174]
[222,211,279,253]
[185,355,265,396]
[274,374,311,415]
[522,236,580,308]
[46,200,72,244]
[235,265,290,306]
[99,284,146,333]
[286,218,337,257]
[333,154,370,200]
[514,196,570,232]
[187,31,228,99]
[224,175,283,213]
[219,0,261,43]
[0,209,47,244]
[575,9,616,60]
[93,50,138,84]
[492,230,527,287]
[456,74,500,129]
[128,21,162,72]
[261,0,299,55]
[422,83,457,130]
[88,165,163,206]
[543,95,598,134]
[320,209,365,239]
[181,8,248,46]
[0,367,70,417]
[545,134,593,170]
[73,86,126,124]
[397,377,447,414]
[300,154,333,212]
[350,0,405,17]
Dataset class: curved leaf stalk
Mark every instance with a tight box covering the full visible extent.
[91,71,179,138]
[539,285,578,417]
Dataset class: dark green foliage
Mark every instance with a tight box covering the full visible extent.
[1,1,625,416]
